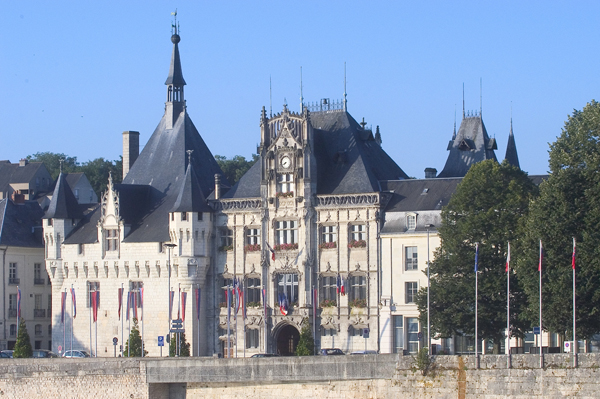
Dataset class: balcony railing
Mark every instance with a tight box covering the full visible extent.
[8,278,20,285]
[34,278,45,285]
[34,309,46,318]
[8,309,17,317]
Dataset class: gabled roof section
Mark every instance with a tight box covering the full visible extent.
[0,199,44,248]
[437,116,498,178]
[504,120,520,169]
[171,162,211,212]
[0,161,50,195]
[310,111,408,194]
[44,173,83,219]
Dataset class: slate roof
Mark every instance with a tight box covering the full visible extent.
[437,116,498,178]
[504,121,520,169]
[0,199,44,248]
[223,110,408,199]
[381,178,461,213]
[0,161,49,196]
[171,162,212,213]
[44,173,83,219]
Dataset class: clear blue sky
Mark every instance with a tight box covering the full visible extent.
[2,1,599,178]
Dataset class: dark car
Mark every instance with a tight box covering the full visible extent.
[251,353,280,358]
[33,349,59,358]
[0,352,10,358]
[319,348,344,355]
[1,350,13,358]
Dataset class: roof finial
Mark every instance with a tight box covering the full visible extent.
[360,117,367,129]
[343,62,347,112]
[171,9,179,36]
[480,77,482,119]
[453,104,457,139]
[269,75,273,118]
[59,158,64,174]
[300,66,304,113]
[462,83,465,120]
[187,149,193,165]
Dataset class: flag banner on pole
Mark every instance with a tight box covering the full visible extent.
[61,291,67,323]
[234,285,241,315]
[17,286,21,319]
[140,287,144,321]
[242,284,246,320]
[226,287,231,321]
[92,291,99,322]
[195,288,201,320]
[336,274,341,294]
[539,240,543,272]
[474,243,479,272]
[266,242,276,261]
[340,275,345,296]
[132,292,138,321]
[278,292,288,315]
[572,238,576,270]
[169,290,174,320]
[126,291,131,321]
[118,288,122,320]
[313,287,317,316]
[506,242,511,272]
[181,292,187,322]
[71,288,77,318]
[177,287,181,320]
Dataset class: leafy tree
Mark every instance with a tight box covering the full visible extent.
[295,322,314,356]
[519,100,600,339]
[79,157,123,198]
[169,332,190,357]
[215,154,259,186]
[27,152,78,180]
[416,160,537,352]
[13,318,33,358]
[123,319,147,357]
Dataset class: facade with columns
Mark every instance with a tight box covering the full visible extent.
[42,26,523,357]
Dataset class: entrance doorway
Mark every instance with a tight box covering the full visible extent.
[276,324,300,356]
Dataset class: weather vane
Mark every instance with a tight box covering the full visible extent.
[171,9,179,35]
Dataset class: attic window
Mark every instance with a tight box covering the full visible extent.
[458,140,471,151]
[421,188,429,195]
[47,219,53,227]
[406,215,416,230]
[181,212,187,221]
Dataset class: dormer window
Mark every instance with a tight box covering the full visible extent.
[406,214,416,230]
[105,229,119,252]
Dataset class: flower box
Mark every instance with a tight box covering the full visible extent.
[274,243,298,251]
[276,191,294,198]
[245,244,261,252]
[219,245,233,252]
[349,298,367,308]
[319,242,337,250]
[319,299,337,308]
[348,240,367,249]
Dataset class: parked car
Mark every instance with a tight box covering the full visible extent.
[251,353,280,358]
[33,349,59,358]
[62,350,91,358]
[350,350,377,355]
[319,348,344,356]
[1,350,13,358]
[0,352,11,358]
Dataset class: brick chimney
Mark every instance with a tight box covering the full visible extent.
[122,131,140,177]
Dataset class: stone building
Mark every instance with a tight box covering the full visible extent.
[43,23,525,357]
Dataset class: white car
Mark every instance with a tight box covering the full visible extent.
[62,350,91,358]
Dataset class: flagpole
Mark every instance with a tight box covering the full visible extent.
[197,285,200,357]
[312,286,316,356]
[507,242,511,368]
[63,288,66,355]
[89,282,92,356]
[263,285,267,354]
[128,290,131,357]
[573,237,577,367]
[474,243,479,369]
[539,240,543,369]
[121,283,124,357]
[227,286,231,358]
[141,287,144,358]
[71,284,74,355]
[95,292,98,358]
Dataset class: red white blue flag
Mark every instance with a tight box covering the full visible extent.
[572,238,576,270]
[278,292,288,315]
[61,291,67,323]
[266,242,276,261]
[340,275,345,296]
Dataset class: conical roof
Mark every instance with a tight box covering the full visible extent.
[171,161,212,213]
[504,120,520,169]
[44,173,82,219]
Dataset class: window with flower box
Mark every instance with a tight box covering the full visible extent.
[320,225,337,249]
[349,275,366,302]
[246,277,261,305]
[275,220,297,248]
[319,276,337,304]
[245,228,261,252]
[219,229,233,251]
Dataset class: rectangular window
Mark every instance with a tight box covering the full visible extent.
[181,212,187,221]
[350,326,363,337]
[74,189,79,200]
[246,278,261,304]
[9,294,17,310]
[350,224,365,241]
[322,328,336,337]
[34,294,42,310]
[407,215,416,230]
[407,317,419,354]
[245,329,259,349]
[220,229,233,249]
[34,263,44,284]
[35,324,42,336]
[321,225,337,243]
[277,273,299,304]
[9,263,18,284]
[275,221,297,245]
[9,324,16,337]
[393,316,404,354]
[320,276,337,302]
[278,173,294,193]
[405,282,418,304]
[246,228,260,245]
[105,229,119,252]
[350,275,366,301]
[221,278,233,305]
[88,282,100,308]
[197,212,203,221]
[130,281,142,308]
[405,247,418,271]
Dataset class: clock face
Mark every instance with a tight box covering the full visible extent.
[281,156,291,169]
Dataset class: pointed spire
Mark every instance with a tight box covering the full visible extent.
[504,116,520,169]
[171,155,211,213]
[44,172,81,219]
[165,11,186,129]
[375,125,382,146]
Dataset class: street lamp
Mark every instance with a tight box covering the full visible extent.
[426,224,434,354]
[164,243,177,357]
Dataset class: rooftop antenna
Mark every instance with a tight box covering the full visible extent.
[343,62,347,112]
[269,75,272,117]
[453,104,457,139]
[300,67,303,112]
[462,83,465,119]
[171,9,179,35]
[480,78,482,118]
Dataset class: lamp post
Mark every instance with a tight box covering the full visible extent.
[164,243,177,357]
[426,224,434,354]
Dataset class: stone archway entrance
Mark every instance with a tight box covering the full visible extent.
[276,324,300,356]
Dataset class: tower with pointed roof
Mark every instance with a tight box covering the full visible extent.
[504,118,520,169]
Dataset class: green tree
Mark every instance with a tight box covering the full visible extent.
[295,322,314,356]
[215,154,259,186]
[519,100,600,339]
[123,319,147,357]
[79,157,123,198]
[13,318,33,358]
[416,160,537,352]
[169,332,190,357]
[27,152,78,180]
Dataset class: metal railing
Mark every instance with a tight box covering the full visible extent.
[34,309,46,318]
[34,278,45,285]
[8,278,20,285]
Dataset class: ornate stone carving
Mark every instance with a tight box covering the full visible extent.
[317,194,379,207]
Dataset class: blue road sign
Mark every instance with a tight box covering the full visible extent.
[158,336,164,347]
[533,327,541,334]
